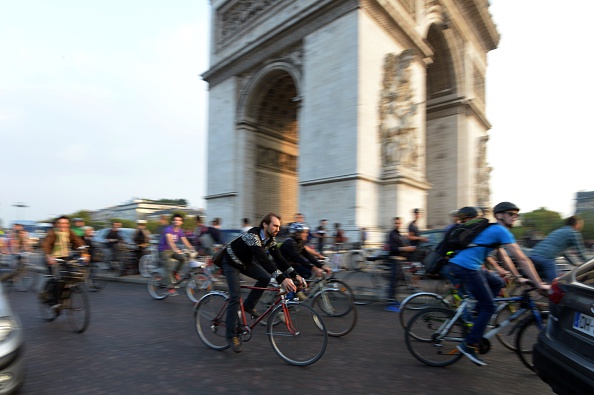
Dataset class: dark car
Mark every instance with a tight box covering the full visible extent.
[533,258,594,394]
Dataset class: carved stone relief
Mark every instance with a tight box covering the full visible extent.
[220,0,282,42]
[473,63,485,103]
[379,49,419,171]
[256,145,297,174]
[476,136,491,209]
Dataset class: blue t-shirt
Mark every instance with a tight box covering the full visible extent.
[449,224,515,270]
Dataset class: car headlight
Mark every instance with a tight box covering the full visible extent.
[0,317,17,342]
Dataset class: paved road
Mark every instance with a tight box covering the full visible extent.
[6,272,553,395]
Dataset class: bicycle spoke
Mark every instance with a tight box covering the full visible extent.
[267,303,327,366]
[194,293,229,350]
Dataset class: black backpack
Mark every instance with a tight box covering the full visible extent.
[423,218,496,275]
[445,218,492,251]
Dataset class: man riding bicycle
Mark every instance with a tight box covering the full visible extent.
[280,222,332,280]
[219,212,305,353]
[157,214,195,295]
[41,216,87,308]
[447,202,549,366]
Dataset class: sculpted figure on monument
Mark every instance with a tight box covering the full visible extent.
[476,136,491,208]
[379,50,419,169]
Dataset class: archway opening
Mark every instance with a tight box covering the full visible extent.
[250,72,299,221]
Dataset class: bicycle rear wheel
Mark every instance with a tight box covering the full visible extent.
[404,307,467,367]
[399,292,449,330]
[139,254,157,278]
[267,302,328,366]
[344,270,381,305]
[186,273,214,303]
[14,263,36,292]
[311,289,357,337]
[515,312,548,371]
[147,271,170,300]
[194,292,229,350]
[66,285,90,333]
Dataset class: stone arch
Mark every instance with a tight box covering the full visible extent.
[236,62,301,221]
[424,23,462,225]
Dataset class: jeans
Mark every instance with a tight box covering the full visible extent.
[387,257,402,301]
[222,256,271,339]
[450,264,505,346]
[529,255,557,284]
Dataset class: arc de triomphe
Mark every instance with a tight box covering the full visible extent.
[203,0,499,241]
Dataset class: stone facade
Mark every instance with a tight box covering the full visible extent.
[203,0,499,242]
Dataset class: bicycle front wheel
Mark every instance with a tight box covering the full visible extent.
[311,289,357,337]
[186,273,215,303]
[139,254,157,278]
[515,312,548,371]
[344,270,380,305]
[399,292,449,330]
[194,292,229,351]
[147,271,170,300]
[267,302,328,366]
[404,307,467,367]
[14,264,36,292]
[66,285,90,333]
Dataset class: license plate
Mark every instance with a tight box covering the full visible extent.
[573,312,594,337]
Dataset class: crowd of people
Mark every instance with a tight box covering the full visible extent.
[1,203,590,364]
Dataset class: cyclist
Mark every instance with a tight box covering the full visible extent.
[219,212,304,353]
[133,220,152,272]
[7,223,31,269]
[157,214,195,295]
[448,202,549,366]
[528,215,590,283]
[280,222,332,280]
[386,216,417,311]
[105,221,123,268]
[41,216,86,308]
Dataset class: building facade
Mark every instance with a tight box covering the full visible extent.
[203,0,499,241]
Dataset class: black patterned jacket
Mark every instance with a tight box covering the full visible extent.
[224,227,295,283]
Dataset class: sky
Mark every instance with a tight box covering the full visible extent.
[0,0,592,227]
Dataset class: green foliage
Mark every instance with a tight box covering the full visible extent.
[520,207,563,235]
[153,198,187,206]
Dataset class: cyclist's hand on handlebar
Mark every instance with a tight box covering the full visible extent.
[281,278,297,292]
[322,265,332,275]
[312,266,324,278]
[296,275,307,289]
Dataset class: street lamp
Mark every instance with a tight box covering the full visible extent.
[12,202,28,221]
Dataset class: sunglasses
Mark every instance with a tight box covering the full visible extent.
[504,211,520,217]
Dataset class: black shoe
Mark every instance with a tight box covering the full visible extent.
[230,337,242,353]
[244,308,261,318]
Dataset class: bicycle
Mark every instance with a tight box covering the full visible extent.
[38,253,91,333]
[398,274,532,351]
[82,259,107,292]
[4,252,38,292]
[344,255,420,305]
[194,284,328,366]
[403,284,548,370]
[138,244,159,278]
[147,252,217,302]
[258,271,357,337]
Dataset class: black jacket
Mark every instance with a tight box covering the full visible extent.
[224,227,295,283]
[280,237,320,270]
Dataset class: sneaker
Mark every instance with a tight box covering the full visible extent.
[456,342,487,366]
[51,304,62,311]
[386,299,401,306]
[244,308,261,318]
[230,336,242,353]
[173,272,181,281]
[384,305,401,313]
[168,289,179,297]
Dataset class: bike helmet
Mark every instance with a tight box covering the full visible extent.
[289,222,309,234]
[493,201,520,214]
[457,206,478,221]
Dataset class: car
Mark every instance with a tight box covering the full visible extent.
[533,257,594,394]
[0,282,26,394]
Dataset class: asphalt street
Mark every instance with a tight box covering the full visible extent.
[5,268,553,395]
